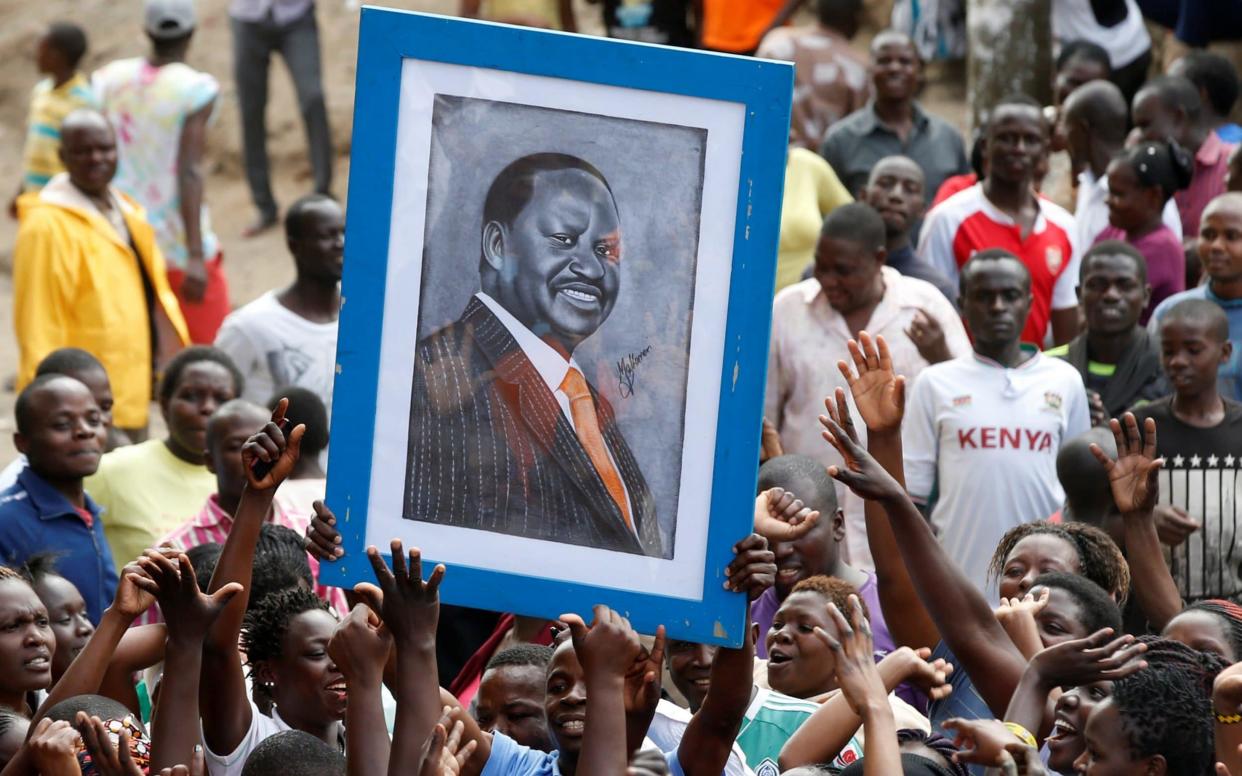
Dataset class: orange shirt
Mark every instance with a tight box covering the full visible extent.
[701,0,785,53]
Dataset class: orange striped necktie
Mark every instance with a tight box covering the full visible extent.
[559,366,633,532]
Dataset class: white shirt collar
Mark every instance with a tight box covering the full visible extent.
[475,292,582,394]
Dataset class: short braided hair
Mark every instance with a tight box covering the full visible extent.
[1109,637,1224,776]
[1182,599,1242,660]
[987,521,1130,604]
[240,587,331,679]
[897,729,968,776]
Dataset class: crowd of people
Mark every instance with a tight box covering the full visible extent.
[8,0,1242,774]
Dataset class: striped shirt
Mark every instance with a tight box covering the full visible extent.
[21,73,99,191]
[134,493,346,625]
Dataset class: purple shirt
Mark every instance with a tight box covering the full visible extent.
[1096,224,1186,324]
[1174,132,1236,240]
[752,571,896,658]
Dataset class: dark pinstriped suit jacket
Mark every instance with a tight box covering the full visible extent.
[404,298,663,557]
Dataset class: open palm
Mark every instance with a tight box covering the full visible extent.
[837,332,905,434]
[1090,414,1163,516]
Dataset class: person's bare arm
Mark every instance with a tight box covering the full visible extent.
[826,598,902,776]
[1003,628,1146,741]
[1215,662,1242,774]
[820,388,1030,717]
[1090,414,1182,630]
[780,646,952,769]
[352,543,445,776]
[1050,307,1081,346]
[558,0,577,32]
[678,537,775,776]
[134,552,241,770]
[460,0,481,17]
[202,400,304,755]
[562,607,644,776]
[832,334,940,650]
[33,562,155,725]
[99,624,167,714]
[329,604,393,776]
[176,101,213,303]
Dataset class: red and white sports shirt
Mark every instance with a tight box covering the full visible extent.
[916,184,1080,345]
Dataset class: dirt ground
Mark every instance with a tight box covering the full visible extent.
[0,0,967,462]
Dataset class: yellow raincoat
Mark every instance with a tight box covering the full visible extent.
[14,174,189,429]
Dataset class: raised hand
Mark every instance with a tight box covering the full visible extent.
[995,588,1050,622]
[110,557,159,621]
[439,715,477,775]
[1154,504,1200,546]
[724,533,776,600]
[1215,659,1242,710]
[242,398,306,491]
[560,605,645,681]
[357,540,444,650]
[1028,628,1147,689]
[942,718,1025,769]
[905,309,951,365]
[329,604,394,688]
[836,332,905,434]
[818,391,905,504]
[133,551,241,643]
[882,646,954,701]
[753,488,821,542]
[305,500,345,561]
[1089,413,1163,516]
[622,625,666,718]
[76,712,146,776]
[27,718,83,776]
[814,596,888,716]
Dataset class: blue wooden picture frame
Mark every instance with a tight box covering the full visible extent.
[320,6,792,647]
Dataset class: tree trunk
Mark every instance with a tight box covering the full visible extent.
[966,0,1054,130]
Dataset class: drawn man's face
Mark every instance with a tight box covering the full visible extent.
[488,168,622,354]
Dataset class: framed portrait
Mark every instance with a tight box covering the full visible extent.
[320,6,792,646]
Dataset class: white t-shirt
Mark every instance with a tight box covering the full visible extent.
[202,701,291,776]
[214,291,338,413]
[647,698,753,776]
[1052,0,1150,70]
[902,351,1090,595]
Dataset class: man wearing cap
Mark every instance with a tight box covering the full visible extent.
[229,0,332,237]
[92,0,230,344]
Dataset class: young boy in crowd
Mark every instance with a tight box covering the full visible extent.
[0,375,116,624]
[12,22,96,211]
[0,347,124,492]
[1150,192,1242,401]
[473,644,555,752]
[1135,299,1242,603]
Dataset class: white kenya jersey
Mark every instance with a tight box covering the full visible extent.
[902,351,1090,595]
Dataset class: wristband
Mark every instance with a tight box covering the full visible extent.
[1217,710,1242,725]
[1003,721,1038,748]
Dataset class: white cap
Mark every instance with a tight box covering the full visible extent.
[144,0,196,40]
